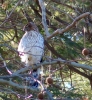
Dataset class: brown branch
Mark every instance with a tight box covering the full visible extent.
[52,0,75,10]
[44,40,91,79]
[0,43,18,54]
[0,0,4,4]
[46,9,68,25]
[22,10,33,22]
[29,5,42,18]
[34,0,68,25]
[60,70,66,91]
[44,40,64,59]
[52,84,62,90]
[10,20,18,40]
[30,5,57,30]
[89,75,92,89]
[69,65,92,89]
[68,66,90,79]
[19,9,91,83]
[47,12,90,39]
[0,0,22,27]
[0,26,15,30]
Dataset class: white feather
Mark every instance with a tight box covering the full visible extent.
[18,30,44,66]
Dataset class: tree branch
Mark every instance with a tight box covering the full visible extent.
[52,0,75,10]
[68,66,90,79]
[13,58,92,75]
[0,0,22,26]
[0,54,12,75]
[0,79,37,91]
[47,12,90,39]
[45,89,53,100]
[38,0,50,36]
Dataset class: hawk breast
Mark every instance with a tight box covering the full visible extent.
[18,30,44,66]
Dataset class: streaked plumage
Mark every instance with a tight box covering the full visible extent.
[18,22,44,88]
[18,22,44,66]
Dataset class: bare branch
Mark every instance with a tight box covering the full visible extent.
[22,10,33,22]
[47,12,90,39]
[0,43,18,53]
[52,0,75,10]
[38,0,50,37]
[13,58,92,75]
[45,90,53,100]
[0,54,12,75]
[0,0,22,26]
[0,79,37,91]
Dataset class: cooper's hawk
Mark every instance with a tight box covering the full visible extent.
[18,22,44,88]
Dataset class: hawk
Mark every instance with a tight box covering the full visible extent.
[18,22,44,66]
[18,22,44,88]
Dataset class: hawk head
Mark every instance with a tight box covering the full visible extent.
[23,22,39,32]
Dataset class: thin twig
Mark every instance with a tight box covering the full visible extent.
[0,0,22,27]
[0,54,12,75]
[0,43,18,53]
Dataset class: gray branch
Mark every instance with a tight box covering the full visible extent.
[13,58,92,75]
[0,79,38,92]
[38,0,50,37]
[48,12,90,39]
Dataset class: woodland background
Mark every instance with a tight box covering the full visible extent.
[0,0,92,100]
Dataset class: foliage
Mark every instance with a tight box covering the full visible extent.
[0,0,92,99]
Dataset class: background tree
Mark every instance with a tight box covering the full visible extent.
[0,0,92,99]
